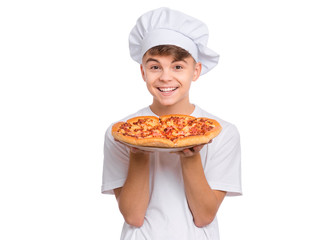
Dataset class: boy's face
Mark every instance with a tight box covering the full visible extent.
[141,53,202,109]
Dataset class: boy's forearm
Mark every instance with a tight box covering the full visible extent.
[116,151,150,227]
[180,153,224,227]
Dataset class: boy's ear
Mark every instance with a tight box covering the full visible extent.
[140,64,146,82]
[192,62,202,82]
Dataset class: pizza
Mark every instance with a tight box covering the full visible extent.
[111,114,222,148]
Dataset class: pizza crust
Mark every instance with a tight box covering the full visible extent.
[134,137,174,148]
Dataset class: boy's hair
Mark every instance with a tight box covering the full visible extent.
[144,45,194,62]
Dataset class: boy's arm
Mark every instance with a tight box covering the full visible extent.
[179,146,226,228]
[114,148,150,227]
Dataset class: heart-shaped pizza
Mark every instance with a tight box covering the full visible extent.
[112,114,222,148]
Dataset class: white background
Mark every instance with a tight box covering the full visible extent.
[1,0,335,239]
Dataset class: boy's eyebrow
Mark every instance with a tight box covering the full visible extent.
[145,58,160,64]
[172,59,187,64]
[145,57,188,64]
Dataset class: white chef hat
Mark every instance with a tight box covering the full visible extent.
[129,7,219,75]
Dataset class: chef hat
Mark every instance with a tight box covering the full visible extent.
[129,7,219,75]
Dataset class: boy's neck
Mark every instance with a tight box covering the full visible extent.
[150,102,195,116]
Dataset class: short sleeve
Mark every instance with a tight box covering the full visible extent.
[101,125,130,195]
[204,124,242,196]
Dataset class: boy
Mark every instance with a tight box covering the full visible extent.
[102,7,242,240]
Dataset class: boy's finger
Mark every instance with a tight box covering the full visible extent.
[192,144,204,152]
[182,148,194,157]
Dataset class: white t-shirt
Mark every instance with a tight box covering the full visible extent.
[101,105,242,240]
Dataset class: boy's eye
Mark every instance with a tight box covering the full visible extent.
[150,66,160,70]
[174,65,183,70]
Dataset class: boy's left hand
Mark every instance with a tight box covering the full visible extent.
[176,140,212,158]
[179,145,205,158]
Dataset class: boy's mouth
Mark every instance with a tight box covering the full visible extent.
[157,87,178,92]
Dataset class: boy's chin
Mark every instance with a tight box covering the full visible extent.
[157,101,176,107]
[152,98,177,107]
[155,99,189,109]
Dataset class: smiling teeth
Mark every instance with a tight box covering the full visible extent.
[158,87,177,92]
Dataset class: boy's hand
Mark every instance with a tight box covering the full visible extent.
[176,140,212,158]
[178,144,205,158]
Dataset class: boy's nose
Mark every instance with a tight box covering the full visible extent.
[159,69,172,81]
